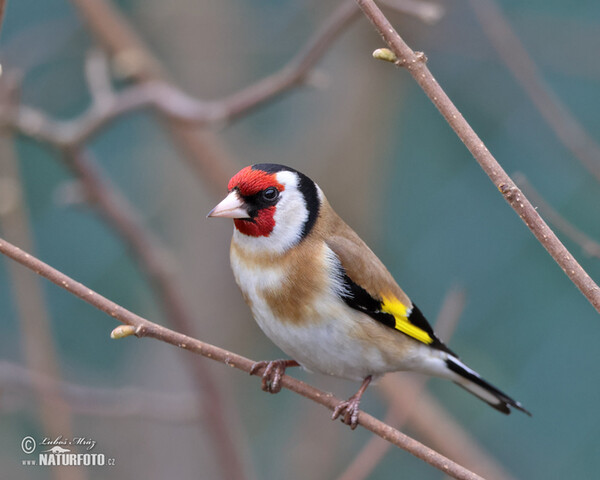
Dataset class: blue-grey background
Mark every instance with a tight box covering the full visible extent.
[1,1,599,479]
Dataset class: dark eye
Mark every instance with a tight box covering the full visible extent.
[262,187,279,202]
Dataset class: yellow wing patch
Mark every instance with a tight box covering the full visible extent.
[381,296,434,345]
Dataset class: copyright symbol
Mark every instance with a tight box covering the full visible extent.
[21,436,36,454]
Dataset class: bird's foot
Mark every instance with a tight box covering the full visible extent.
[332,396,362,430]
[331,375,373,430]
[250,359,299,393]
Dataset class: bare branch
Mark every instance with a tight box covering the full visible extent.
[355,0,600,314]
[0,236,484,480]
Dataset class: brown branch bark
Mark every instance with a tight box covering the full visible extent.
[356,0,600,314]
[0,236,484,480]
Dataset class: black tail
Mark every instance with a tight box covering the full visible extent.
[446,356,531,416]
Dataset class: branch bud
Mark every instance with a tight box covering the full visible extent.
[372,48,398,63]
[110,324,137,339]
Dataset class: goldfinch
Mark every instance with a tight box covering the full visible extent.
[208,164,530,428]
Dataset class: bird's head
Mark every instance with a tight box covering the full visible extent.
[208,164,321,253]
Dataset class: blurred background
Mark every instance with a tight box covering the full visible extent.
[1,0,600,479]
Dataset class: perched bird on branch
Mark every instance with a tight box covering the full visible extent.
[209,163,530,428]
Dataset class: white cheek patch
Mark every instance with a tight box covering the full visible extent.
[233,171,310,255]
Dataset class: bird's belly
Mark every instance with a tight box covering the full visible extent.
[261,317,388,381]
[249,291,412,381]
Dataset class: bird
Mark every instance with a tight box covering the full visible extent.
[208,163,530,428]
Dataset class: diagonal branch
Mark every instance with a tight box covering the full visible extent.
[0,236,484,480]
[356,0,600,314]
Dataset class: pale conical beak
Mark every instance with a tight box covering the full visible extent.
[207,190,250,219]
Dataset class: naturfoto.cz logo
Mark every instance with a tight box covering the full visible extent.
[20,435,116,467]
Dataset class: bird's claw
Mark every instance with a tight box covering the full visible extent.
[331,376,371,430]
[250,359,296,393]
[332,396,361,430]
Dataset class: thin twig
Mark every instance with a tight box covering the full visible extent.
[0,236,484,480]
[356,0,600,314]
[468,0,600,183]
[514,173,600,259]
